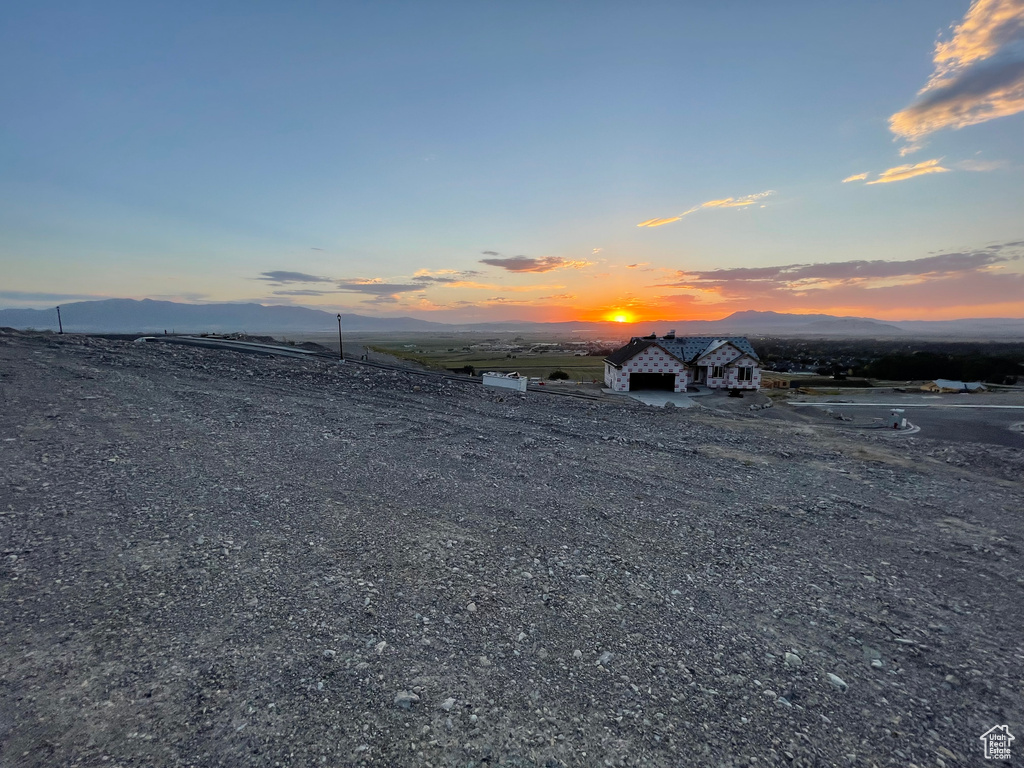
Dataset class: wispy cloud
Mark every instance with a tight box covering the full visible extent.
[539,293,576,300]
[0,290,113,303]
[272,289,337,296]
[482,296,533,305]
[412,269,482,284]
[479,254,594,273]
[890,0,1024,145]
[956,157,1007,170]
[636,217,683,228]
[334,279,424,297]
[637,190,775,228]
[864,158,951,184]
[846,157,994,185]
[256,271,333,284]
[700,192,774,209]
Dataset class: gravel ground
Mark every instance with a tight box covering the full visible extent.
[1,329,1022,767]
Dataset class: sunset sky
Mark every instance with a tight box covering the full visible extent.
[2,1,1023,323]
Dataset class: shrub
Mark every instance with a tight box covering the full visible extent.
[548,370,570,380]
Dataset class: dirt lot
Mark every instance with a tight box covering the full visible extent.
[1,330,1022,767]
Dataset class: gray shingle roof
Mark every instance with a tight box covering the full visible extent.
[604,335,759,368]
[604,338,655,367]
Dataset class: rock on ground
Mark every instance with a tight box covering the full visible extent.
[1,329,1022,767]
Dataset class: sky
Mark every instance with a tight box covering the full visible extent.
[2,0,1023,323]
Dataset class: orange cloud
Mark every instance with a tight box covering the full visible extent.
[637,190,775,228]
[842,172,869,183]
[864,159,951,184]
[702,194,768,208]
[636,216,683,228]
[890,0,1024,144]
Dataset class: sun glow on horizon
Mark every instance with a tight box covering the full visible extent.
[607,310,635,323]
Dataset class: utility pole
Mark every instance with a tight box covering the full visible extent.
[336,313,344,361]
[56,306,63,334]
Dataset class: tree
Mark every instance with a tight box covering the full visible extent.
[548,370,570,380]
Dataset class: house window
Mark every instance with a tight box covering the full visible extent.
[737,367,752,381]
[712,365,724,378]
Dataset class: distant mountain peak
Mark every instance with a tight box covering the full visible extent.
[2,298,1023,337]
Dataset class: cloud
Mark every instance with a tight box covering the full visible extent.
[890,0,1024,144]
[700,192,774,209]
[272,289,336,296]
[592,248,603,254]
[864,158,951,184]
[637,190,775,228]
[412,269,481,284]
[479,255,594,272]
[539,293,576,300]
[842,172,869,183]
[956,157,1007,170]
[480,250,500,256]
[257,271,333,284]
[334,279,424,296]
[636,217,683,228]
[0,290,114,303]
[625,262,650,269]
[650,242,1024,316]
[659,243,1022,295]
[483,296,532,305]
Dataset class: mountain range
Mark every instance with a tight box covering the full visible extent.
[2,299,1024,338]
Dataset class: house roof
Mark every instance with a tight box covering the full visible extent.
[694,338,736,359]
[665,336,758,362]
[604,335,759,368]
[604,337,656,367]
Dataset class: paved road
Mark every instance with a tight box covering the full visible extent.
[789,402,1024,448]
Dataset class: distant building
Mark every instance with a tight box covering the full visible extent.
[921,379,987,393]
[603,332,761,393]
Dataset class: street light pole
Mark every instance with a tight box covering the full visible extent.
[336,313,344,361]
[56,306,63,334]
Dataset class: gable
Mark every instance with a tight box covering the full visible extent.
[605,339,691,369]
[620,342,687,368]
[726,354,758,368]
[695,341,744,365]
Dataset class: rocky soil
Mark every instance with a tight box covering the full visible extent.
[1,329,1021,767]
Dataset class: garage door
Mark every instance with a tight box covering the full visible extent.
[629,372,676,391]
